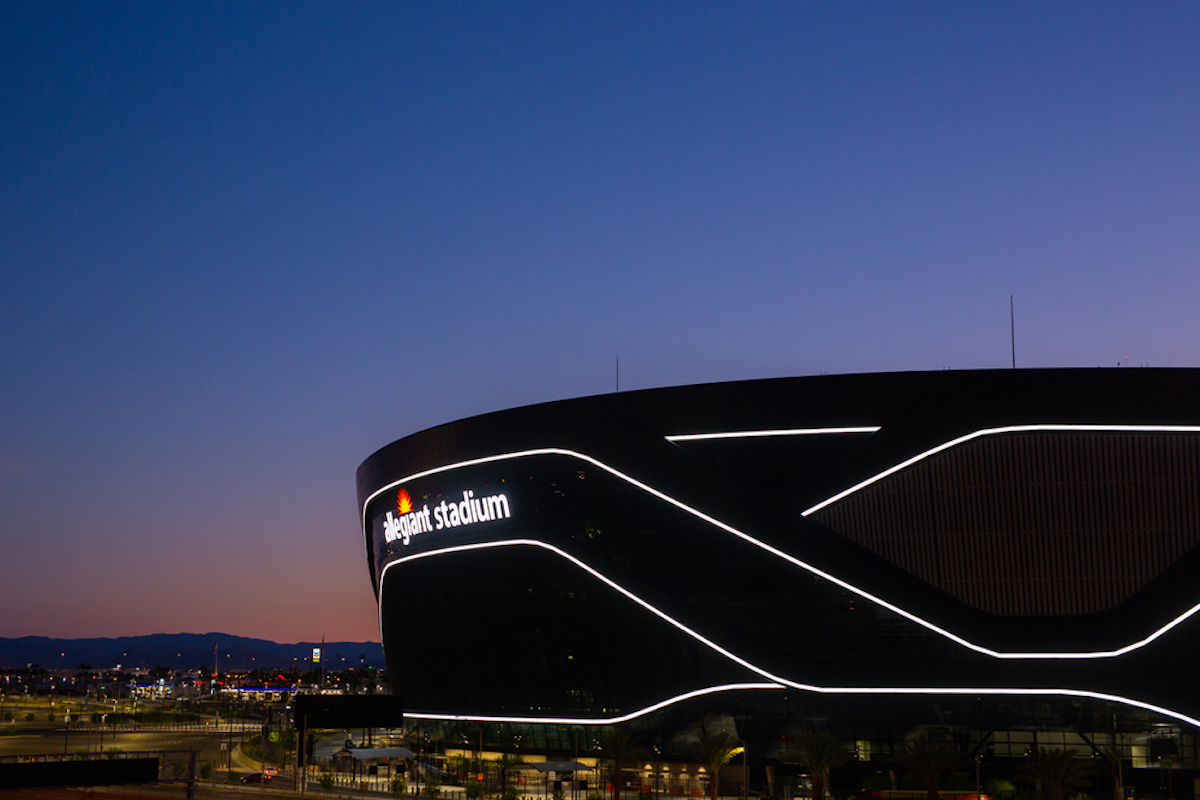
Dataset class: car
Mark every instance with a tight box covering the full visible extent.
[240,773,272,784]
[262,767,280,777]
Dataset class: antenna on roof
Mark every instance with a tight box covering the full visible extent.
[1010,296,1016,369]
[615,357,620,392]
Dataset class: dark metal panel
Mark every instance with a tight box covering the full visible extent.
[816,432,1200,615]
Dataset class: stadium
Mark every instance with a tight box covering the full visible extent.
[357,369,1200,775]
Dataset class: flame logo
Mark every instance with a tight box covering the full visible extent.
[397,488,414,515]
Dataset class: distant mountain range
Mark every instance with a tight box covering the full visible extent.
[0,633,385,671]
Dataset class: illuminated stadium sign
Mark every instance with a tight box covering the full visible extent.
[382,487,511,547]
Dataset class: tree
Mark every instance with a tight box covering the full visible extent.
[496,752,526,793]
[785,732,847,800]
[984,778,1015,798]
[599,726,645,800]
[1015,748,1093,800]
[902,734,967,800]
[697,730,740,800]
[447,753,470,778]
[391,773,408,798]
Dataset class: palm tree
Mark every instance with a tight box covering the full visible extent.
[1015,747,1093,800]
[599,726,645,800]
[697,730,741,800]
[902,734,967,800]
[785,732,847,800]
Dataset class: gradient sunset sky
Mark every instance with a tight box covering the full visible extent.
[3,3,1199,643]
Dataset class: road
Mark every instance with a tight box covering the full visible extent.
[0,727,224,760]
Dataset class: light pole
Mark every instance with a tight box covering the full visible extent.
[296,707,330,795]
[653,746,661,800]
[572,728,582,800]
[742,742,748,800]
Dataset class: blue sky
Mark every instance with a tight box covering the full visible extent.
[2,2,1199,642]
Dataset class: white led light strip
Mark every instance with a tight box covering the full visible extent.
[802,424,1200,515]
[666,427,880,442]
[362,427,1200,661]
[402,683,785,726]
[379,539,1200,729]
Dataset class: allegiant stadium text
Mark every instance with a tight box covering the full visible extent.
[383,490,511,546]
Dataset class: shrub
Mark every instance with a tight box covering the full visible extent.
[424,776,442,798]
[319,771,335,793]
[3,712,12,721]
[47,713,55,723]
[392,775,408,797]
[986,778,1016,797]
[466,779,485,799]
[199,762,213,780]
[25,713,34,722]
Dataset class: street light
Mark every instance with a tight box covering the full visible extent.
[653,745,662,799]
[296,706,331,795]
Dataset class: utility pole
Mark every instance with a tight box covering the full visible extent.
[616,357,619,392]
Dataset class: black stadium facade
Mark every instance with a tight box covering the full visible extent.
[357,369,1200,764]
